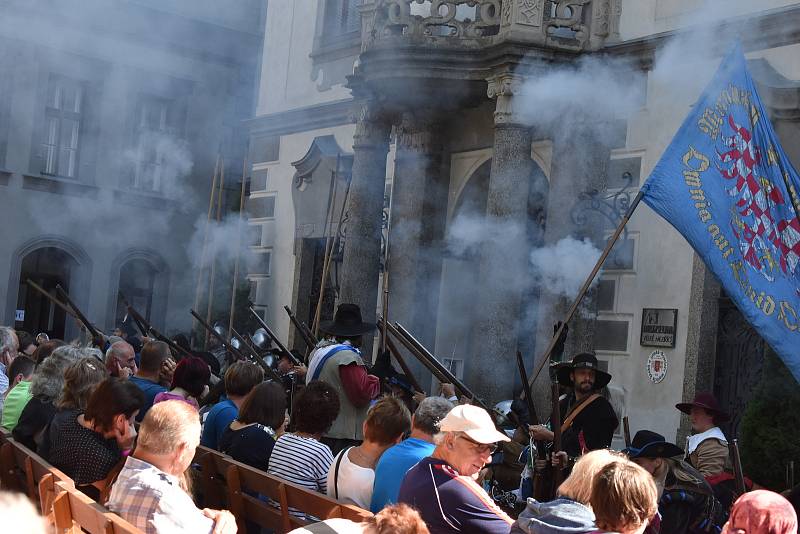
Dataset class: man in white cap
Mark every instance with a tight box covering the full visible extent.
[397,404,513,534]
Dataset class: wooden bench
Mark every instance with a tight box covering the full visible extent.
[50,479,143,534]
[194,445,230,510]
[194,445,372,534]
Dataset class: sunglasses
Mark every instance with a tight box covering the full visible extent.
[457,433,498,455]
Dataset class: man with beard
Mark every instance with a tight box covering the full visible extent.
[529,353,619,462]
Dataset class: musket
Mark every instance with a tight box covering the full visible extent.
[551,380,564,492]
[517,350,556,501]
[376,315,425,394]
[55,284,104,344]
[120,293,192,360]
[230,326,282,382]
[283,306,317,350]
[380,270,389,354]
[247,306,301,366]
[392,322,490,412]
[26,279,79,321]
[729,438,747,496]
[191,308,248,363]
[623,416,632,448]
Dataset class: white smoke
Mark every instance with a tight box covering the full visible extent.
[530,237,602,299]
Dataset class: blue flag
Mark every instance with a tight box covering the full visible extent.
[642,45,800,383]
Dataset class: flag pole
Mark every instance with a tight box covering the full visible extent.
[228,157,248,339]
[528,190,645,387]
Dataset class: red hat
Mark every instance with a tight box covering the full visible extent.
[675,392,730,423]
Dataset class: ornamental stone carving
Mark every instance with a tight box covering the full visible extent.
[361,0,502,49]
[487,73,530,126]
[395,112,439,152]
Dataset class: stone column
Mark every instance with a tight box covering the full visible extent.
[338,104,391,356]
[532,119,617,379]
[467,74,536,403]
[388,112,446,378]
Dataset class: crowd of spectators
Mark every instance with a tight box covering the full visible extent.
[1,325,798,534]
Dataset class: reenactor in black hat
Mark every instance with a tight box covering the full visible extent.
[529,352,619,460]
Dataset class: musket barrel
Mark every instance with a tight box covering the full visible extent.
[26,279,79,320]
[55,284,103,342]
[379,322,425,394]
[392,322,490,412]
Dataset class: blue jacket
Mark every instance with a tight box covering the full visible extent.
[512,498,597,534]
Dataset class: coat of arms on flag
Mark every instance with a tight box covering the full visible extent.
[641,44,800,383]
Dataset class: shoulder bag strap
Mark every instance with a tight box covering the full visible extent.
[561,393,601,433]
[333,446,352,500]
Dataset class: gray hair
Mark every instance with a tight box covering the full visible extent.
[413,396,454,437]
[0,327,18,354]
[105,341,133,365]
[30,344,100,400]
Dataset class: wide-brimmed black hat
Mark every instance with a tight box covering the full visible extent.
[624,430,684,459]
[556,352,612,389]
[319,303,376,337]
[675,392,730,423]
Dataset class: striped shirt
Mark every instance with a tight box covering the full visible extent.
[268,433,334,517]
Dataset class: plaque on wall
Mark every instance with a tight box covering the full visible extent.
[640,308,677,348]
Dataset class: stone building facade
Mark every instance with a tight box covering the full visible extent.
[0,0,265,340]
[246,0,800,444]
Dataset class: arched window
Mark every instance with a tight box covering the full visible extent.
[16,247,77,339]
[115,259,157,326]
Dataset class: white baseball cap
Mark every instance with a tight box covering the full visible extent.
[439,404,511,444]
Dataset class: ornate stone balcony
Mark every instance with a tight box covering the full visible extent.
[360,0,621,52]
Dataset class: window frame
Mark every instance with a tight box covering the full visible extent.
[40,74,86,180]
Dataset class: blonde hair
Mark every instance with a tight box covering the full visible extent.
[590,460,658,532]
[365,503,430,534]
[557,449,625,504]
[137,400,200,455]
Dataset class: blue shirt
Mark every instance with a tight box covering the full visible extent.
[128,376,167,423]
[200,399,237,450]
[370,437,435,512]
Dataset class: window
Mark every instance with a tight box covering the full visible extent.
[442,358,464,380]
[597,279,616,312]
[115,259,157,326]
[594,320,629,352]
[130,96,175,192]
[322,0,361,42]
[247,195,276,219]
[42,75,84,178]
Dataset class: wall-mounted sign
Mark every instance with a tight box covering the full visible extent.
[640,308,678,347]
[14,309,25,322]
[647,350,668,383]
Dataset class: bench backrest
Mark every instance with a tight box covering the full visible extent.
[50,480,143,534]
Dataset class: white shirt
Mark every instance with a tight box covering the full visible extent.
[326,447,375,509]
[686,426,727,454]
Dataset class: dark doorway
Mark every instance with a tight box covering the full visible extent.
[713,294,766,439]
[16,247,76,339]
[115,259,157,327]
[307,237,336,333]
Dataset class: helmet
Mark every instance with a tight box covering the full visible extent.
[230,337,242,351]
[252,328,269,349]
[493,400,514,428]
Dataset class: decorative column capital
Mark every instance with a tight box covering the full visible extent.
[486,73,530,127]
